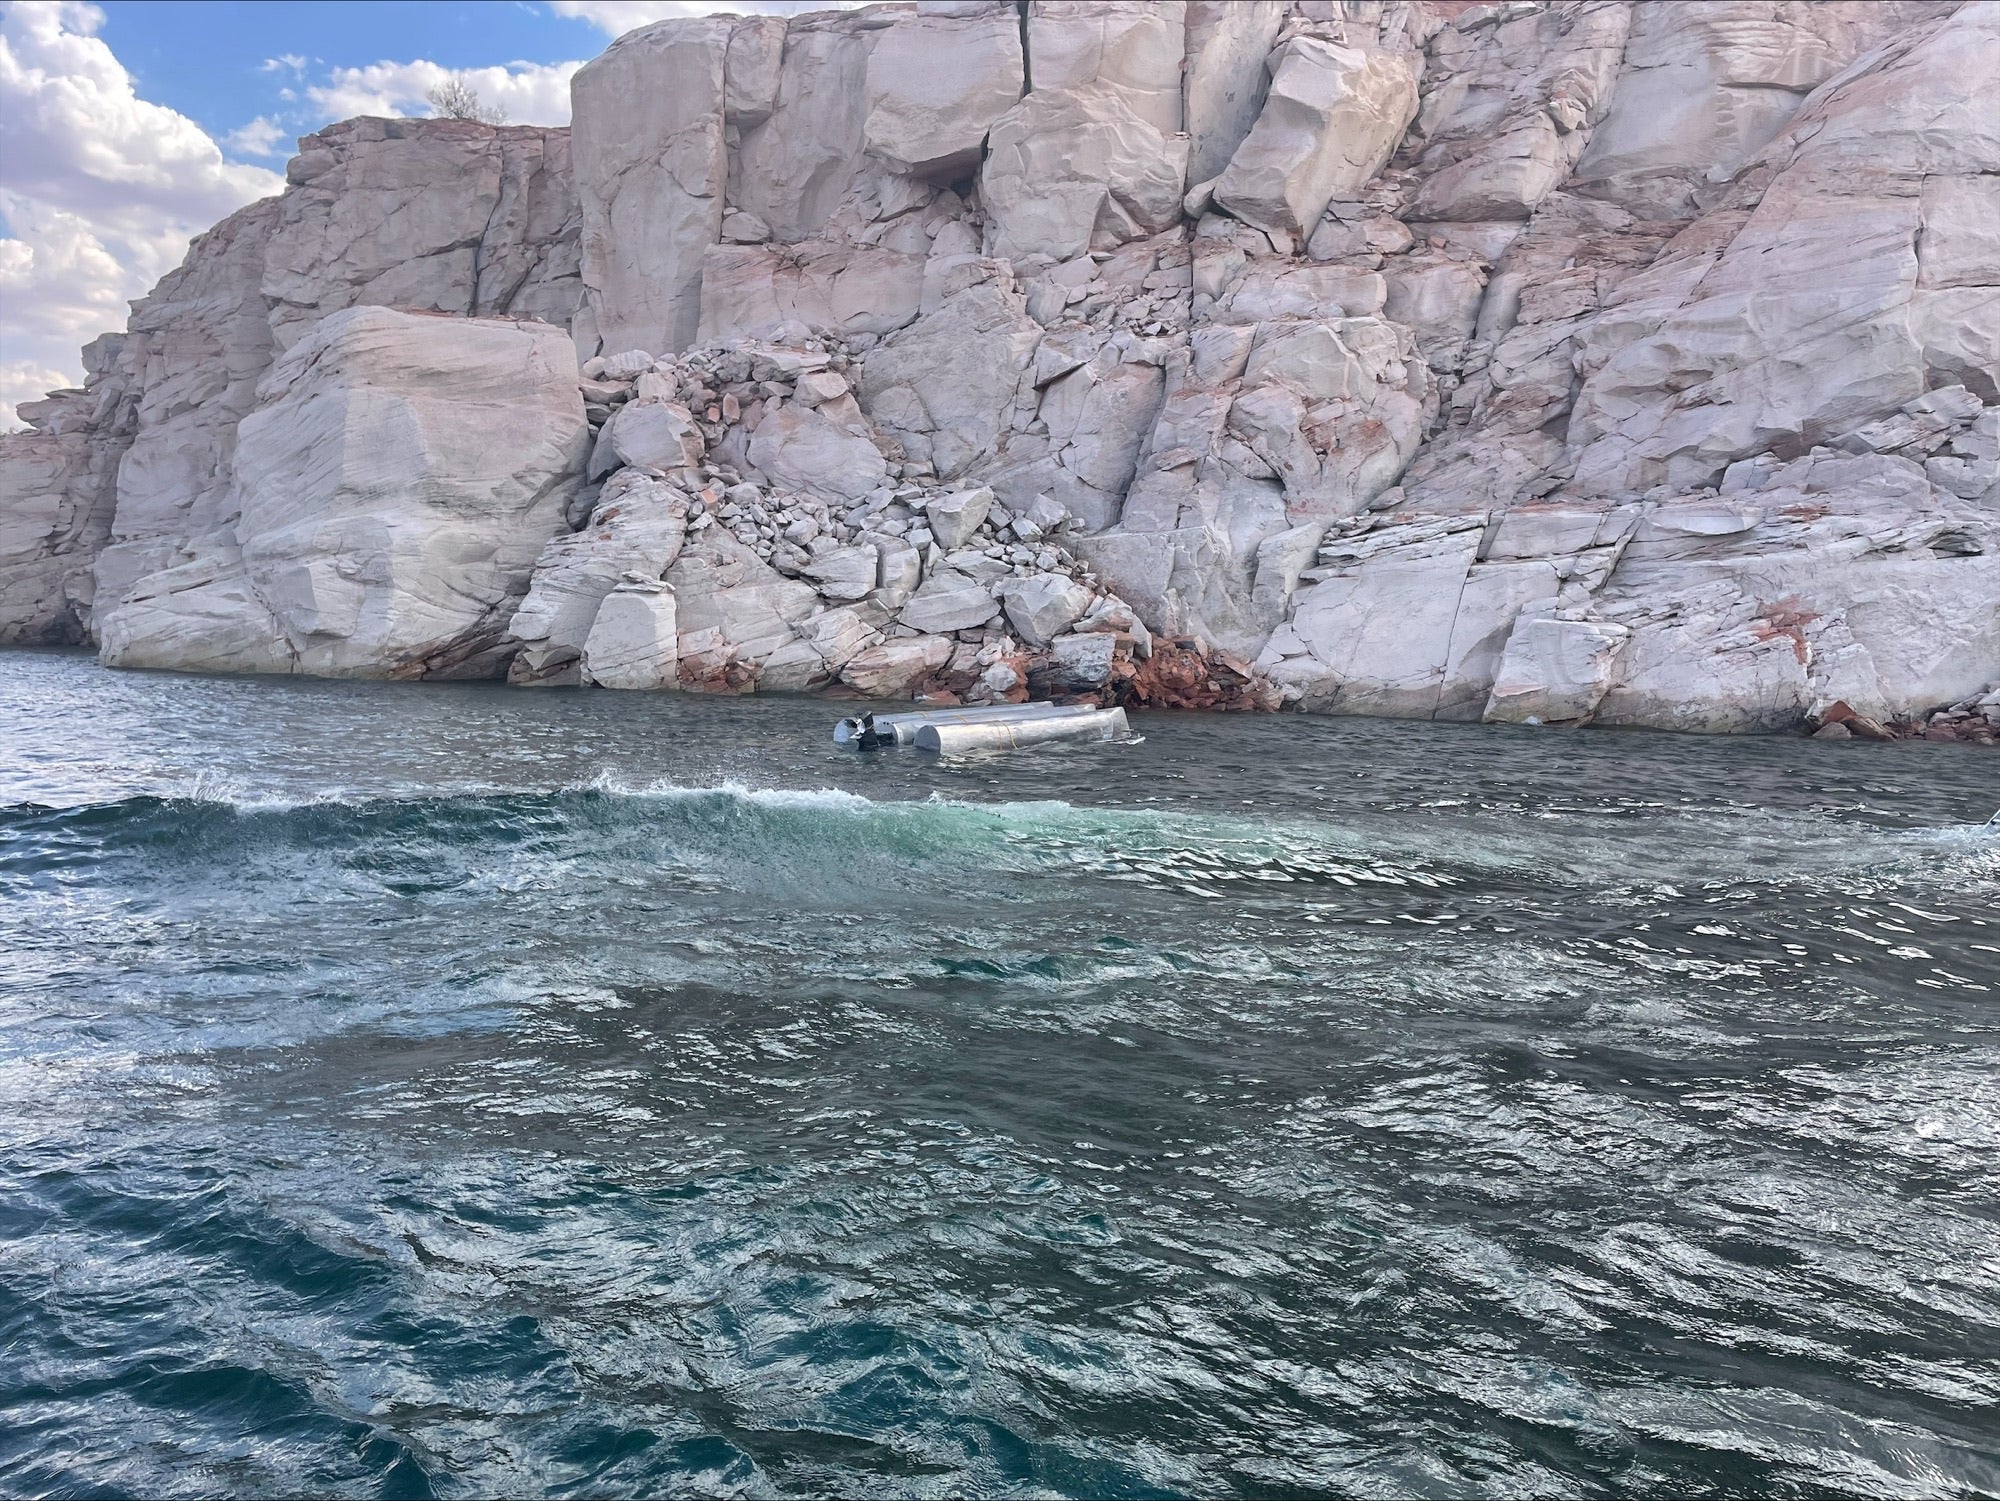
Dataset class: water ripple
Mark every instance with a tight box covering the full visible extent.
[1,651,1996,1497]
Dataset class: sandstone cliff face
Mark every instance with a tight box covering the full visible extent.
[3,0,1994,732]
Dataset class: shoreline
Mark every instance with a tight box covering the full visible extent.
[7,643,1992,747]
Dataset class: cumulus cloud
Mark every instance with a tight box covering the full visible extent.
[550,0,864,38]
[0,0,283,427]
[222,115,291,158]
[307,57,581,126]
[261,52,306,73]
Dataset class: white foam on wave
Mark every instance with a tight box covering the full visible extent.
[575,770,1114,825]
[574,769,884,813]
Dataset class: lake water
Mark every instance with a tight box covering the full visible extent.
[1,649,1996,1498]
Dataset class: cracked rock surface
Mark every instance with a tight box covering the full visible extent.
[3,0,1994,733]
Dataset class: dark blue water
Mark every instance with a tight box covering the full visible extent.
[2,649,1996,1499]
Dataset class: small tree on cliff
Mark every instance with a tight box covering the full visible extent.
[426,75,507,125]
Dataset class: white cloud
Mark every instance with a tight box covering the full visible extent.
[549,0,864,39]
[307,57,582,126]
[222,114,291,158]
[0,0,872,428]
[0,0,284,426]
[0,356,74,425]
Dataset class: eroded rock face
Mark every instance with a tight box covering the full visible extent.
[98,308,588,678]
[5,0,1997,735]
[862,5,1023,178]
[1571,0,1954,218]
[0,334,133,644]
[2,117,580,654]
[267,118,579,349]
[571,17,732,360]
[1567,3,2000,497]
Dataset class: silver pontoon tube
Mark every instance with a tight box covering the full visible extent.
[915,707,1129,754]
[834,702,1096,748]
[876,703,1102,748]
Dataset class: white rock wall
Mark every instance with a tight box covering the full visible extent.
[1,117,581,654]
[98,307,588,678]
[4,0,1995,734]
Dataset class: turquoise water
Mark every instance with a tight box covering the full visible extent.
[1,649,1996,1498]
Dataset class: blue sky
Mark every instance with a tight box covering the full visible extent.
[101,2,586,121]
[95,1,610,152]
[1,0,847,423]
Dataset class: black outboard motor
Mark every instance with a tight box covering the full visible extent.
[856,713,893,751]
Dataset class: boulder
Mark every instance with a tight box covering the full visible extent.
[840,633,954,696]
[581,582,680,690]
[800,542,880,601]
[1075,593,1152,657]
[759,602,886,693]
[98,307,588,679]
[596,350,656,381]
[609,399,704,470]
[507,472,688,685]
[876,536,922,594]
[1483,617,1631,723]
[899,569,1001,633]
[747,402,888,501]
[725,16,787,127]
[924,487,994,550]
[756,636,832,693]
[1212,37,1419,241]
[800,603,882,671]
[795,370,850,407]
[999,573,1094,647]
[1047,630,1118,689]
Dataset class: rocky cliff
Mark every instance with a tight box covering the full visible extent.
[3,0,1995,734]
